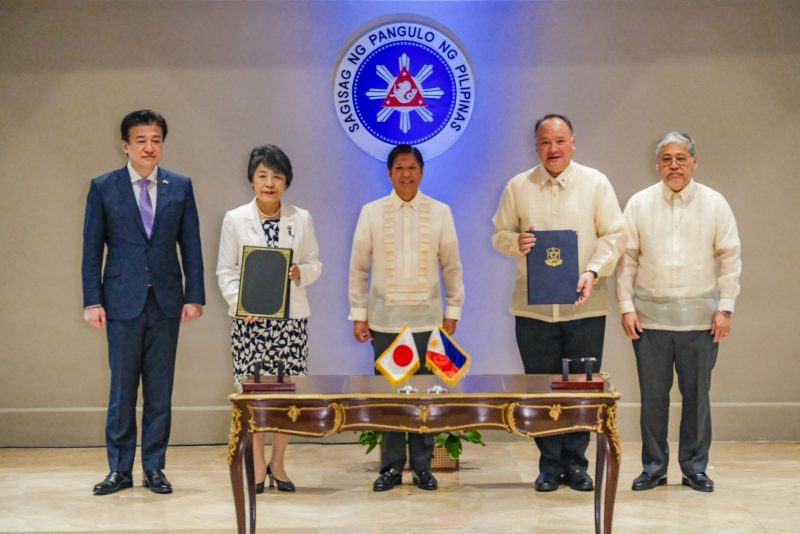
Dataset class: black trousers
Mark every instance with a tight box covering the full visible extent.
[515,315,606,477]
[633,329,718,477]
[105,288,181,473]
[371,330,434,473]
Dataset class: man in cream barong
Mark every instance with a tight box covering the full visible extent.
[348,144,465,492]
[617,132,741,493]
[492,114,625,492]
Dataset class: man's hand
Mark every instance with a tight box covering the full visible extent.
[574,271,597,306]
[518,225,536,255]
[181,303,203,323]
[442,318,457,336]
[83,306,107,328]
[621,312,643,340]
[353,320,372,343]
[711,311,731,343]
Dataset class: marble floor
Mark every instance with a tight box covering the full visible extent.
[0,441,798,533]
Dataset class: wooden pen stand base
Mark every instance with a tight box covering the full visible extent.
[549,375,605,390]
[242,376,296,392]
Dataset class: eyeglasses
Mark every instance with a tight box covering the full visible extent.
[658,155,692,167]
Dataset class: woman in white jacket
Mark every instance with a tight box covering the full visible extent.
[217,145,321,493]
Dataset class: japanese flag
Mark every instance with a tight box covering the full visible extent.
[375,325,420,387]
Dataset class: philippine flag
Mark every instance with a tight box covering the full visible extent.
[425,327,471,387]
[375,325,420,387]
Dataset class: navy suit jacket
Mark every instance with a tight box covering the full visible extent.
[81,166,205,320]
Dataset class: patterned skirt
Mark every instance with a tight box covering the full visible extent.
[230,317,308,384]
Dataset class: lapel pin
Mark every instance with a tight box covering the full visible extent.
[161,179,169,185]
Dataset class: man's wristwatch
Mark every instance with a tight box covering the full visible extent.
[584,270,598,280]
[720,310,732,318]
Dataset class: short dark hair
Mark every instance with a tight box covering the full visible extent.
[120,110,168,142]
[387,144,424,169]
[247,144,293,187]
[534,113,574,135]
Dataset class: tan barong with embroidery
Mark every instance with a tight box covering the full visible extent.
[348,190,464,333]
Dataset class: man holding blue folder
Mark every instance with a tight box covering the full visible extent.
[491,114,624,492]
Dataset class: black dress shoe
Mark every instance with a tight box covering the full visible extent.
[373,468,402,492]
[267,464,296,492]
[632,471,667,491]
[412,470,438,490]
[564,470,594,491]
[142,469,173,494]
[92,471,133,495]
[534,472,561,492]
[682,472,714,493]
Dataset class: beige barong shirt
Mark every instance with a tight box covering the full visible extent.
[348,190,464,333]
[492,161,625,322]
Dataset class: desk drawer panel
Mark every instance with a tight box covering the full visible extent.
[340,401,509,433]
[247,401,340,437]
[509,401,605,437]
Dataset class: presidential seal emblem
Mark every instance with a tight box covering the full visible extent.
[545,247,564,267]
[333,17,475,159]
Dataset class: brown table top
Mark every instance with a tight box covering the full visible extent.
[230,374,621,401]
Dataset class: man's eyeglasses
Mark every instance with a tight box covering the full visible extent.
[658,155,691,167]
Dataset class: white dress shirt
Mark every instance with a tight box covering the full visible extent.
[348,190,465,333]
[492,161,625,322]
[616,179,741,331]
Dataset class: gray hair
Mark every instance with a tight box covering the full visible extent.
[655,132,696,157]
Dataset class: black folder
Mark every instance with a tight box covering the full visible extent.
[236,246,292,319]
[526,230,579,305]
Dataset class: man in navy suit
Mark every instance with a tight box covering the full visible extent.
[82,110,205,495]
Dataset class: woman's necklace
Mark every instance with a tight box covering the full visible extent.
[258,202,281,219]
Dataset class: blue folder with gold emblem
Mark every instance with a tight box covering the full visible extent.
[526,230,579,305]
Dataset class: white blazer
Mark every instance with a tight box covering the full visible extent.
[216,199,322,318]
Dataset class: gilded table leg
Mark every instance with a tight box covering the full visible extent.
[594,432,606,533]
[596,404,621,534]
[228,404,248,533]
[244,431,256,533]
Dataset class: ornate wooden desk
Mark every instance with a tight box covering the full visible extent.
[227,374,621,533]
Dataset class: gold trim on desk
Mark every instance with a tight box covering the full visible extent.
[227,405,242,466]
[419,405,429,422]
[340,421,512,434]
[606,404,622,464]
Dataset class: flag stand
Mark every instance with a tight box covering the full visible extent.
[396,383,418,394]
[427,375,447,394]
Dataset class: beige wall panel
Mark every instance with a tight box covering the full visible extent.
[1,0,798,446]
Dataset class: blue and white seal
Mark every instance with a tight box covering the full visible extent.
[333,18,475,160]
